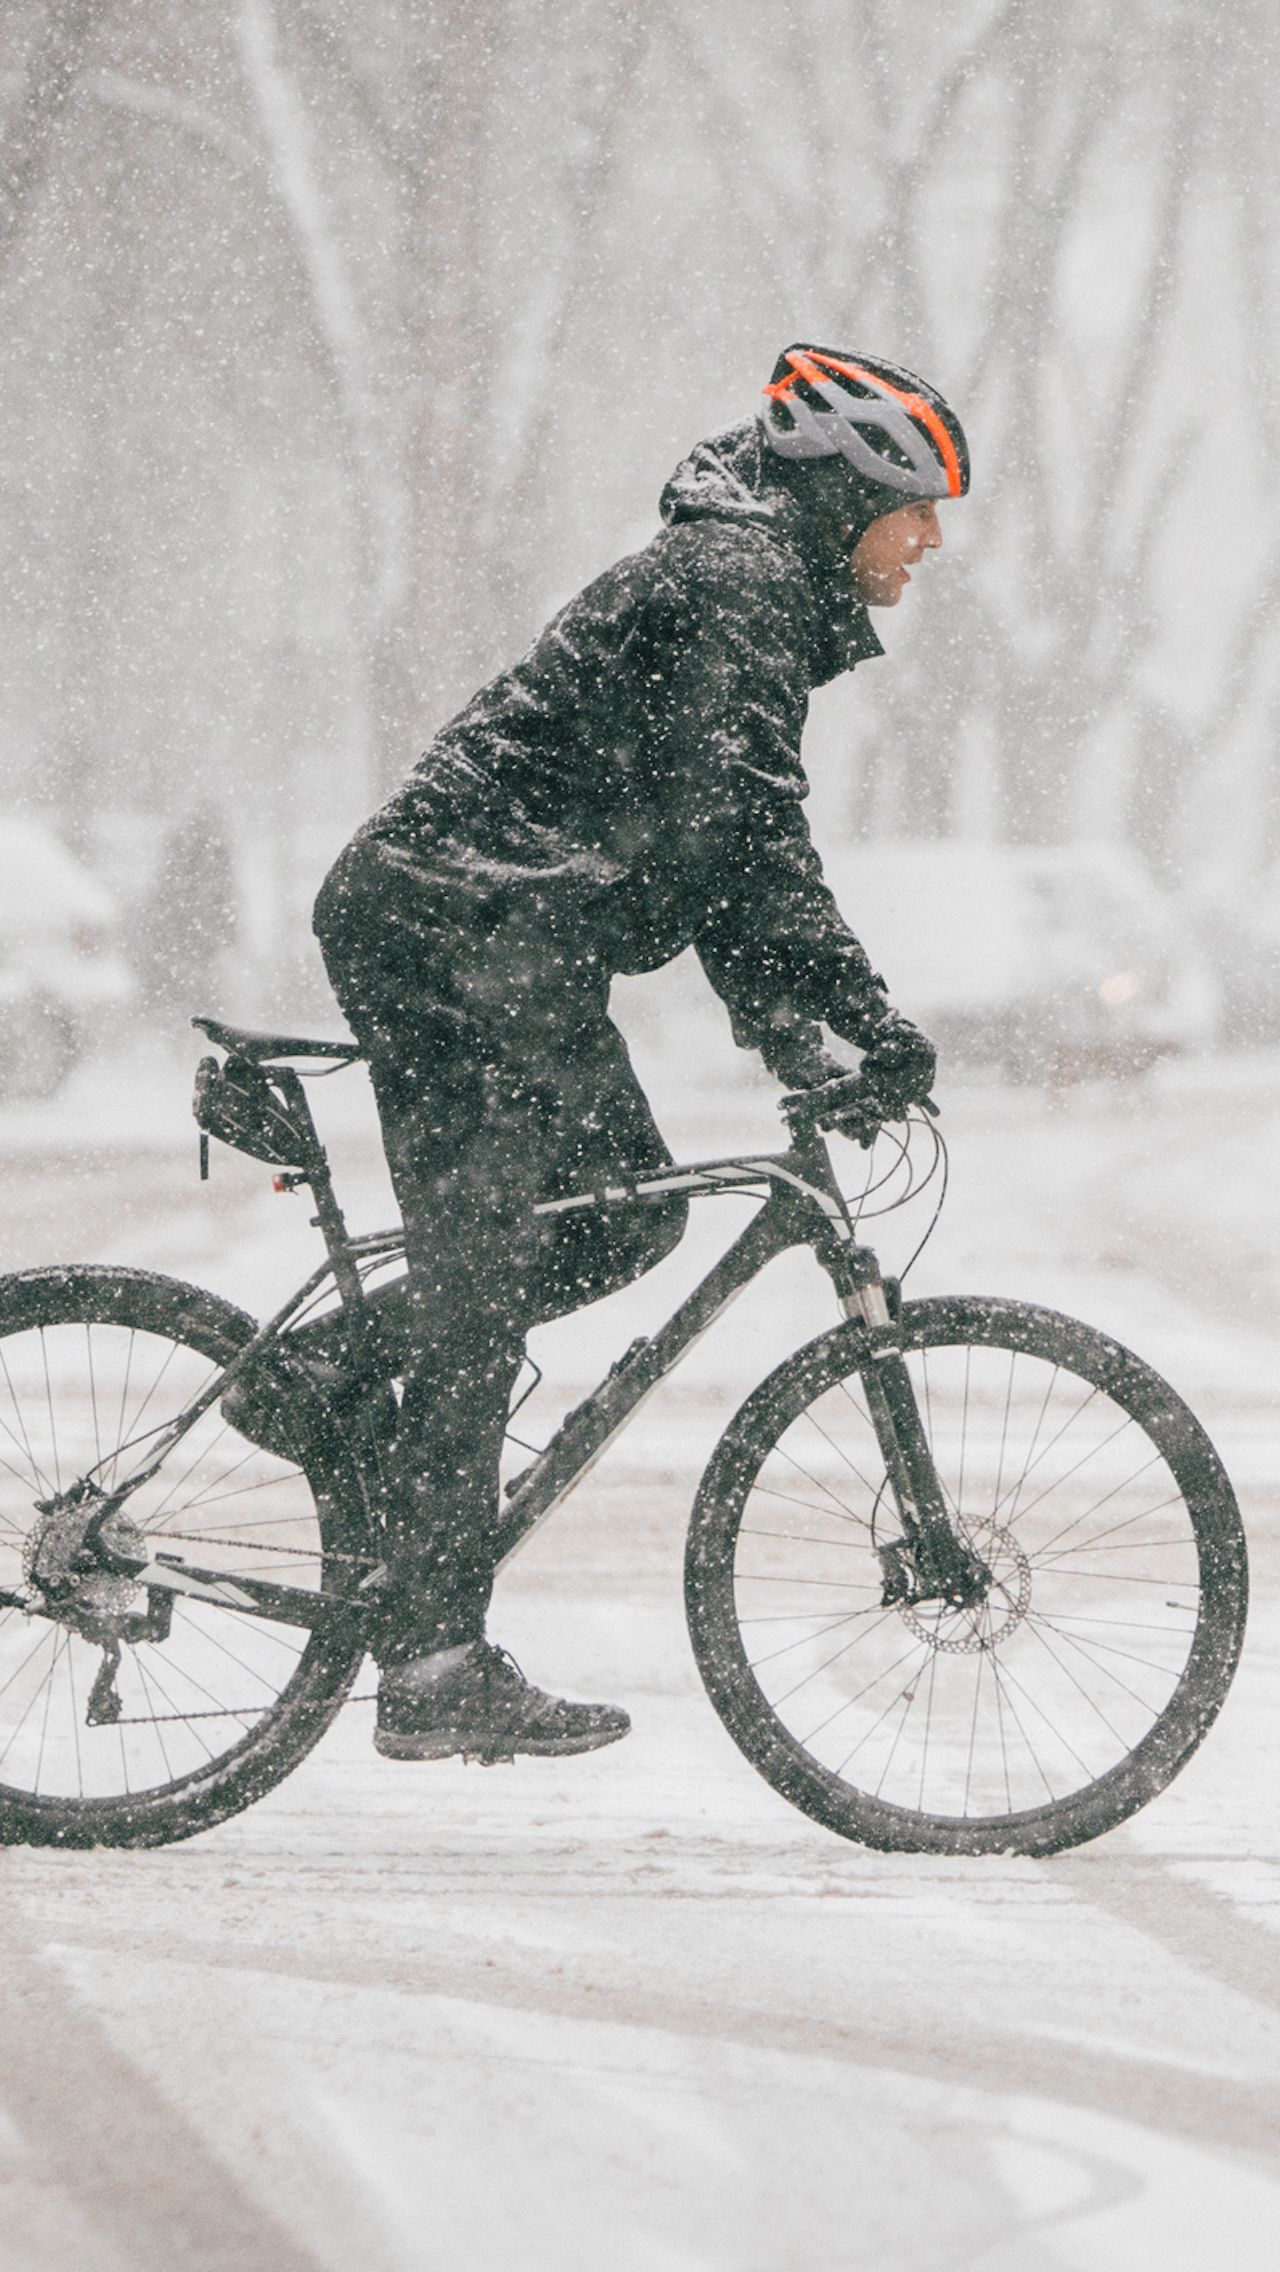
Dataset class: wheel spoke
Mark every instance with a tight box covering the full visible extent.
[795,1629,926,1747]
[768,1436,874,1528]
[696,1299,1243,1853]
[1023,1441,1164,1551]
[0,1345,54,1497]
[1034,1492,1191,1558]
[40,1331,62,1495]
[0,1626,61,1771]
[739,1526,876,1555]
[748,1607,884,1673]
[0,1284,361,1835]
[749,1479,877,1527]
[1024,1609,1180,1703]
[172,1602,302,1693]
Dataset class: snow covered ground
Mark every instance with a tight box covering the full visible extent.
[1,992,1279,2272]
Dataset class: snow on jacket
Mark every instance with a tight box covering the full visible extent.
[338,420,893,1070]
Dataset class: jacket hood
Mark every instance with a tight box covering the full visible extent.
[660,420,885,680]
[659,421,781,528]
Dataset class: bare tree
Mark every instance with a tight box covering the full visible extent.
[0,0,99,275]
[2,0,1278,925]
[690,0,1280,885]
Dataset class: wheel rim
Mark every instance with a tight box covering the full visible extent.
[0,1310,348,1809]
[726,1326,1222,1830]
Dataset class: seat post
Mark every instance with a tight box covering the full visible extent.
[307,1163,367,1321]
[271,1067,367,1327]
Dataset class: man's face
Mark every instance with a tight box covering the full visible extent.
[848,499,944,607]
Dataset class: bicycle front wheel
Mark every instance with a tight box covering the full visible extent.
[0,1267,374,1848]
[686,1297,1247,1856]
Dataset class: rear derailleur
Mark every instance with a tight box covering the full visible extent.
[21,1478,171,1724]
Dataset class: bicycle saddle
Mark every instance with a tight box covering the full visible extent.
[191,1014,363,1064]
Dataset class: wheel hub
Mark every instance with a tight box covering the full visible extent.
[23,1483,148,1628]
[899,1519,1032,1654]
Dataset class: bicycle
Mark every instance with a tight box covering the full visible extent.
[0,1013,1247,1855]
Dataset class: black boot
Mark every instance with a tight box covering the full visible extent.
[374,1641,631,1763]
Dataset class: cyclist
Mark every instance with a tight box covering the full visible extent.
[307,343,970,1763]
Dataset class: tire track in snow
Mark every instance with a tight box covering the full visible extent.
[0,1879,326,2272]
[1055,1849,1280,2017]
[36,1911,1280,2173]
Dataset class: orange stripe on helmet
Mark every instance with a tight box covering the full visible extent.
[764,347,963,498]
[763,349,834,401]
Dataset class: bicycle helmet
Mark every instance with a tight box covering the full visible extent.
[758,344,969,502]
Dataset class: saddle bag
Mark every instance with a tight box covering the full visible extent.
[192,1054,316,1169]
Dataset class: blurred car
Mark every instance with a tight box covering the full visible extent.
[0,815,135,1100]
[822,839,1216,1085]
[1190,875,1280,1050]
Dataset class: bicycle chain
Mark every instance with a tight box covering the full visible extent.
[146,1528,382,1569]
[101,1530,384,1723]
[111,1693,379,1725]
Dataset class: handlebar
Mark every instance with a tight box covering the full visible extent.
[779,1073,938,1147]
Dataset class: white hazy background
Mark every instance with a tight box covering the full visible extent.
[3,15,1280,2272]
[2,0,1278,1021]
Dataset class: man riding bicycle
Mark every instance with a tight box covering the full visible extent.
[292,344,969,1762]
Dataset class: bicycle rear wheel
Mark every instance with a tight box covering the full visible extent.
[686,1297,1247,1856]
[0,1267,374,1848]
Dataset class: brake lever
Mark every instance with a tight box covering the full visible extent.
[781,1073,878,1144]
[780,1082,940,1146]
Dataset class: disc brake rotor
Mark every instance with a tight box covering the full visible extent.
[899,1519,1032,1655]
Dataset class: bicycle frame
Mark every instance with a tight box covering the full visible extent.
[494,1135,984,1603]
[1,1035,1242,1849]
[493,1137,875,1563]
[45,1110,983,1640]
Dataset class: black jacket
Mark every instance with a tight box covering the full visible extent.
[340,422,892,1073]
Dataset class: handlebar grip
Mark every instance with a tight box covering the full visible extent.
[781,1071,865,1127]
[780,1077,939,1143]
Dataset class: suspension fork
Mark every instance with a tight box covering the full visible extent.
[828,1250,989,1608]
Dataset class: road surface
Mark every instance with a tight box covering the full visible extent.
[0,1006,1277,2271]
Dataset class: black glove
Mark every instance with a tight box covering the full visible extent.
[754,1007,847,1092]
[855,1008,937,1116]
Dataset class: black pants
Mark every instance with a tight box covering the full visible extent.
[314,843,688,1663]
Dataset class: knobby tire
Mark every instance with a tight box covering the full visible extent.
[686,1297,1247,1856]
